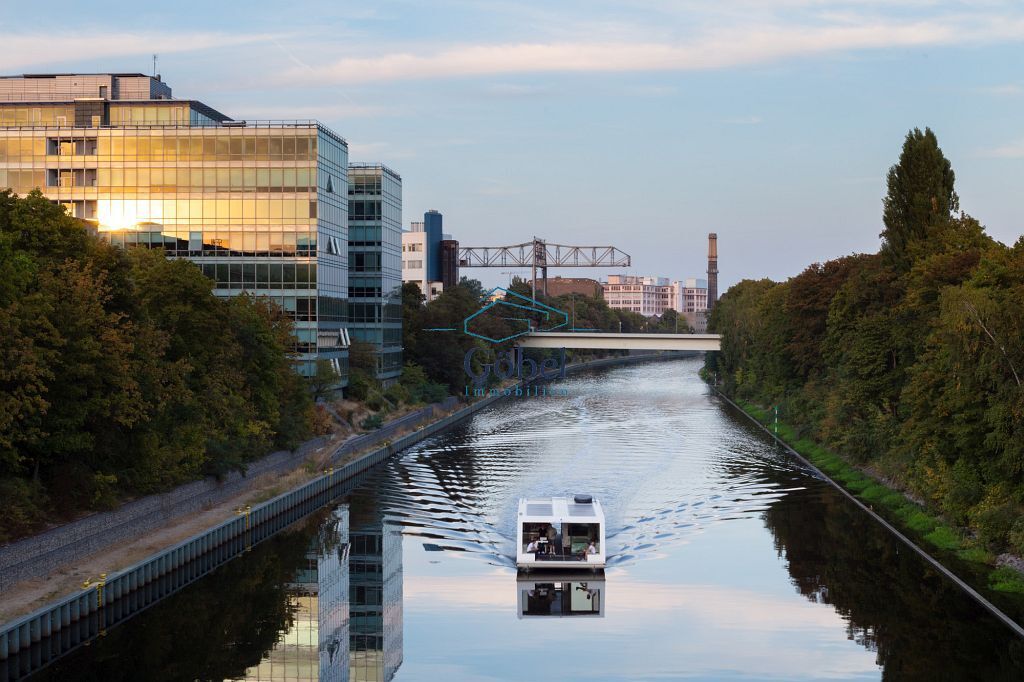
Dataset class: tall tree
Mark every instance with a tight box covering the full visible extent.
[881,127,959,271]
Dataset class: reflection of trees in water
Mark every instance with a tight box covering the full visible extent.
[31,512,328,682]
[763,484,1024,679]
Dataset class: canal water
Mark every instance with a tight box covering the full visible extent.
[26,357,1024,680]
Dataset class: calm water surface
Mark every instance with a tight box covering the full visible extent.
[29,358,1024,681]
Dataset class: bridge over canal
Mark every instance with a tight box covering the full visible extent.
[517,332,721,352]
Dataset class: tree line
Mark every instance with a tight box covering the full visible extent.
[707,128,1024,555]
[0,190,313,542]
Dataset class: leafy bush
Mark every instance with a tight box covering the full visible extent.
[384,383,410,406]
[347,370,372,402]
[1008,518,1024,556]
[359,414,384,430]
[973,502,1018,551]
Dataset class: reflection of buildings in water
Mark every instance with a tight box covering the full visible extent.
[232,500,404,682]
[349,515,404,682]
[517,573,605,618]
[239,507,350,682]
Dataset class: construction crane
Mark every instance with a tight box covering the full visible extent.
[459,237,631,299]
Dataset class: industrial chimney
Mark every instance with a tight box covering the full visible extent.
[707,233,718,311]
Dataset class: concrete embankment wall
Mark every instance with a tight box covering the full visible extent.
[0,351,692,673]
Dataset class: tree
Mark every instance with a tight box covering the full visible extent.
[0,192,313,539]
[881,127,959,271]
[310,359,340,401]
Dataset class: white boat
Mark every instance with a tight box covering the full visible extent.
[515,495,606,569]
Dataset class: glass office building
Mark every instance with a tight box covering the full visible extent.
[348,164,402,384]
[0,73,349,380]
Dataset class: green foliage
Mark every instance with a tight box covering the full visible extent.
[384,382,410,406]
[988,567,1024,594]
[1010,519,1024,557]
[707,128,1024,566]
[881,127,959,271]
[359,414,384,430]
[346,370,372,402]
[0,191,312,539]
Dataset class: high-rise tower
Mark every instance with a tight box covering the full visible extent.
[707,233,718,311]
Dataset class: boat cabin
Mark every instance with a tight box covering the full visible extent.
[516,496,606,569]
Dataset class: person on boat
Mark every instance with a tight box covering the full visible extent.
[586,541,597,555]
[526,538,540,553]
[545,524,558,554]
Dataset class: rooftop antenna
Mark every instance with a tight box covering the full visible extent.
[152,54,158,77]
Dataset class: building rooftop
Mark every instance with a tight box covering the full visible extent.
[517,497,604,522]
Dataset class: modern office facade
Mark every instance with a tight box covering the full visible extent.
[0,73,350,380]
[348,164,403,384]
[401,210,448,301]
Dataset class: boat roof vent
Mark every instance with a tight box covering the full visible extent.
[573,494,593,504]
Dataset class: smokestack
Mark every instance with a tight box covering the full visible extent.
[707,233,718,311]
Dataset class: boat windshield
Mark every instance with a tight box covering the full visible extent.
[522,522,600,559]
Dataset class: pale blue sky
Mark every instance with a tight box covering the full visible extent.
[5,0,1022,290]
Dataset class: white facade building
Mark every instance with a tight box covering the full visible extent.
[678,278,709,313]
[603,275,676,317]
[603,274,710,331]
[401,222,440,301]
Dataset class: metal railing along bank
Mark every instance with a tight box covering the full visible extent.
[0,353,686,679]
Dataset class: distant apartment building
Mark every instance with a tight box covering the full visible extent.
[678,278,708,312]
[603,274,710,330]
[603,275,677,317]
[533,276,603,299]
[348,163,403,384]
[402,209,458,301]
[0,73,351,381]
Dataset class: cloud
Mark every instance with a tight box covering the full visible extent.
[284,15,1024,84]
[483,83,553,97]
[0,32,274,72]
[979,83,1023,96]
[980,140,1024,158]
[234,103,390,120]
[724,115,763,125]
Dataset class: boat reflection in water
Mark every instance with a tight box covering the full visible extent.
[516,572,605,618]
